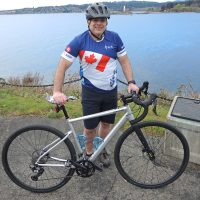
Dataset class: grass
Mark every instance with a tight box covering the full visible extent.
[1,72,198,120]
[0,87,82,118]
[0,85,170,131]
[1,72,198,134]
[0,83,170,135]
[0,72,82,117]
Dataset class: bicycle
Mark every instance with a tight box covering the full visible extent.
[2,82,190,193]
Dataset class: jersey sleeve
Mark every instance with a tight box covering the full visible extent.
[61,36,80,63]
[115,33,127,58]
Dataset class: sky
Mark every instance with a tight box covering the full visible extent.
[0,0,169,11]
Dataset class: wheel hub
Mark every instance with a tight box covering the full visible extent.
[142,149,155,161]
[32,150,48,164]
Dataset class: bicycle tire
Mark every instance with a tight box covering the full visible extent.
[2,125,76,193]
[114,121,189,189]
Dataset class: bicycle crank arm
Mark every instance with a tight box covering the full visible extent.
[70,160,88,170]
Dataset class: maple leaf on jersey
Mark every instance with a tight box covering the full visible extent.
[85,54,97,64]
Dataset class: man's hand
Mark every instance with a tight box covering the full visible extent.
[53,92,68,104]
[128,83,139,94]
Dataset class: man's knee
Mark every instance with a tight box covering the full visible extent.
[100,122,111,129]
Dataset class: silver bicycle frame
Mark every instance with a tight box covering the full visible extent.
[36,104,135,166]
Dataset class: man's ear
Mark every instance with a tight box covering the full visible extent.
[87,20,91,25]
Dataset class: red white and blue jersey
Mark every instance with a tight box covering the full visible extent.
[61,30,127,92]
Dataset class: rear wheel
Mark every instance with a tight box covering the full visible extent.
[114,121,189,188]
[2,125,76,193]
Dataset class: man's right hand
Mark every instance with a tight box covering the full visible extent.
[53,92,68,104]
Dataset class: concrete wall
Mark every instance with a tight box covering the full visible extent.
[167,96,200,165]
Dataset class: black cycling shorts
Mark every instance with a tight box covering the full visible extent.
[81,85,118,129]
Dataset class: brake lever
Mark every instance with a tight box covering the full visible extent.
[138,81,149,95]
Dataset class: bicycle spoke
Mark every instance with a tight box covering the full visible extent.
[3,126,76,192]
[115,121,189,188]
[14,138,33,157]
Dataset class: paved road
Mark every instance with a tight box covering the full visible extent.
[0,117,199,200]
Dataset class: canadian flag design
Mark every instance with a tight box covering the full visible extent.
[79,50,110,72]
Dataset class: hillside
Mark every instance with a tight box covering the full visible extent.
[0,1,199,15]
[0,1,161,15]
[161,0,200,12]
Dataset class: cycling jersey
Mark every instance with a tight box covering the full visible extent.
[61,30,127,92]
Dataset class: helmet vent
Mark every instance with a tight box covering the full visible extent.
[105,7,108,14]
[91,7,98,14]
[98,6,103,14]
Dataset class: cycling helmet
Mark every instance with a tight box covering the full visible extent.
[86,3,110,20]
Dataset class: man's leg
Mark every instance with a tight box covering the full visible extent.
[81,86,101,155]
[98,122,112,167]
[99,122,111,139]
[84,127,96,155]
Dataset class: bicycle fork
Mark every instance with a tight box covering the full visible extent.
[134,126,155,160]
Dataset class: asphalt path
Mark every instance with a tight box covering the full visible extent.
[0,116,199,200]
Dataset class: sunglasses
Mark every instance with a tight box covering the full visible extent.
[91,18,107,23]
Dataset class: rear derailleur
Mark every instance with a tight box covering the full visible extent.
[30,165,44,181]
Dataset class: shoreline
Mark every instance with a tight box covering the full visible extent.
[0,10,200,15]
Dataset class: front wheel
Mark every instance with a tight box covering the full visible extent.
[2,125,76,193]
[114,121,189,189]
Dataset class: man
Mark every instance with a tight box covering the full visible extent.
[53,3,139,167]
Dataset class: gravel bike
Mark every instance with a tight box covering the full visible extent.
[2,82,190,193]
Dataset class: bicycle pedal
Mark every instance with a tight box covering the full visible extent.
[94,163,103,172]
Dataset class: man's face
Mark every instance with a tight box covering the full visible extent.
[88,17,107,36]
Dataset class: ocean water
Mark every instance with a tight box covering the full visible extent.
[0,13,200,92]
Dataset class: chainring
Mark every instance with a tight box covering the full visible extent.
[76,160,95,178]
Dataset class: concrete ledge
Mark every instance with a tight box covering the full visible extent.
[167,96,200,165]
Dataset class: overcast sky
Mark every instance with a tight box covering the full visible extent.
[0,0,170,11]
